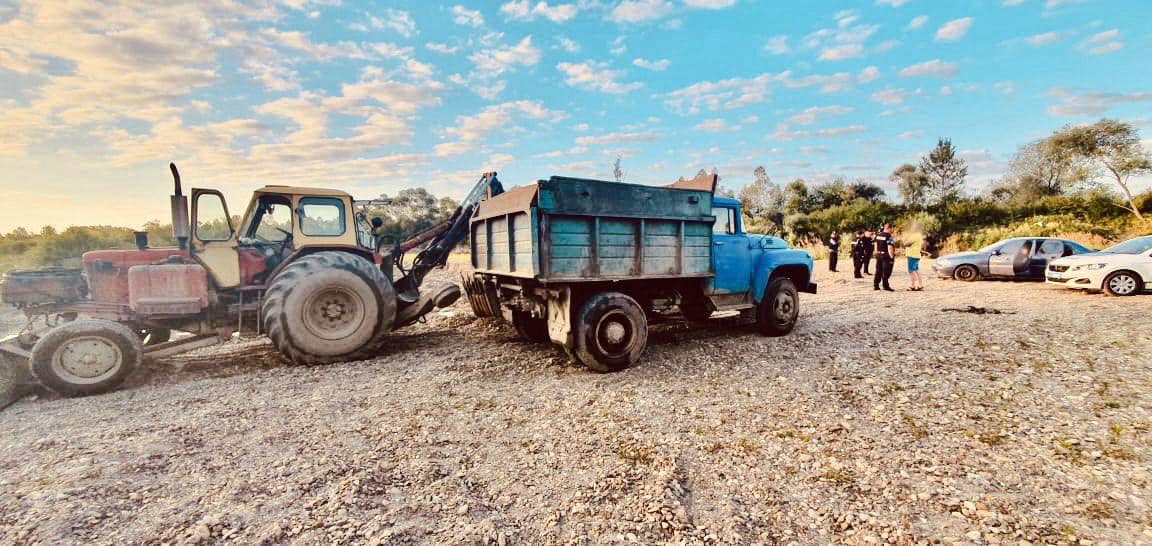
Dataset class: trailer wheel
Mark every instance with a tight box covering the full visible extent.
[262,251,396,365]
[30,319,142,397]
[573,292,648,373]
[512,311,550,343]
[756,277,799,337]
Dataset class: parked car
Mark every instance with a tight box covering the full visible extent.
[933,237,1093,282]
[1045,235,1152,296]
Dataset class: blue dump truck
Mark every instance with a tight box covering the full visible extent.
[462,173,816,372]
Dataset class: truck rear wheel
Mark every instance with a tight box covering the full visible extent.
[756,277,799,337]
[573,292,648,373]
[512,311,550,343]
[30,319,142,397]
[262,252,396,365]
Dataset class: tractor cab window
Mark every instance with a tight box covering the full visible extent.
[243,196,293,242]
[712,207,736,235]
[299,197,346,237]
[195,193,233,242]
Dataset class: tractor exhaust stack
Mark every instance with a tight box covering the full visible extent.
[169,163,190,250]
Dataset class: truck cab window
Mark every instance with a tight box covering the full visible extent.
[712,207,735,235]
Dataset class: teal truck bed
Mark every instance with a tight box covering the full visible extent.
[470,176,715,281]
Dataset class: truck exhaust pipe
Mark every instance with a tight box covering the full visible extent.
[169,163,190,250]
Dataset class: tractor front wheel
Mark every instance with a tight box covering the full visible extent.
[30,319,142,397]
[262,252,396,365]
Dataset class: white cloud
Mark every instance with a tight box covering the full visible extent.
[437,100,567,156]
[632,57,670,71]
[1080,29,1123,55]
[683,0,737,8]
[816,125,866,137]
[939,85,953,96]
[994,81,1015,95]
[451,5,484,27]
[427,42,460,54]
[936,17,973,41]
[556,36,580,53]
[871,88,916,105]
[898,59,957,78]
[764,35,790,55]
[608,0,674,23]
[501,1,580,23]
[898,130,924,139]
[371,9,417,38]
[906,15,928,30]
[876,0,910,6]
[858,65,881,83]
[1046,88,1152,116]
[1003,0,1026,5]
[783,105,854,126]
[469,36,542,76]
[1024,31,1063,46]
[557,61,644,94]
[695,119,736,133]
[574,131,662,145]
[819,43,864,61]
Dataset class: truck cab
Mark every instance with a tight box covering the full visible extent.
[708,197,816,308]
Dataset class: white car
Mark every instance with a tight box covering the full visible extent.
[1045,235,1152,296]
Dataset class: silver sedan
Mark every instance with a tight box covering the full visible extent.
[933,237,1093,282]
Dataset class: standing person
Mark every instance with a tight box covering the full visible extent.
[862,229,874,275]
[904,224,928,291]
[826,231,841,272]
[851,230,867,278]
[873,224,895,292]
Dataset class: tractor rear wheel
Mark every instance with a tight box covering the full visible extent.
[262,252,396,365]
[30,319,142,397]
[573,292,648,373]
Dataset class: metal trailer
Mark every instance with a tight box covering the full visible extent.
[463,173,816,372]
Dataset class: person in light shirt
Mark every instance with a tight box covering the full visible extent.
[903,224,929,291]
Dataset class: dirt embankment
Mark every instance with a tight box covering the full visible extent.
[1,264,1150,545]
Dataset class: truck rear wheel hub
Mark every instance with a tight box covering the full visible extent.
[594,311,635,357]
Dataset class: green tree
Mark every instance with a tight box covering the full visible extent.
[891,163,929,209]
[1047,119,1151,219]
[784,179,815,214]
[1005,139,1082,200]
[918,138,968,207]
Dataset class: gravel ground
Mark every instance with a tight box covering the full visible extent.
[1,261,1150,545]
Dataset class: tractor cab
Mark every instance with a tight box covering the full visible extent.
[188,186,366,289]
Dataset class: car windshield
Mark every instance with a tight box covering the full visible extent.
[978,241,1004,253]
[1101,237,1152,255]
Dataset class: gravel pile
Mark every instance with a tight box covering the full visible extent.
[1,263,1149,544]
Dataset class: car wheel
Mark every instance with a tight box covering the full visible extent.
[953,264,979,282]
[1103,270,1142,297]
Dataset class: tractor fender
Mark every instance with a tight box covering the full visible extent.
[751,249,815,303]
[267,246,380,285]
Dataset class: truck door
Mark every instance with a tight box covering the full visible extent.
[708,205,752,294]
[190,189,241,288]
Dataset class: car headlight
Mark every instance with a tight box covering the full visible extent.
[1071,263,1108,271]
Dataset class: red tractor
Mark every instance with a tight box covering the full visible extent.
[0,165,501,402]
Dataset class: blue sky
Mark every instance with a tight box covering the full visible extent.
[1,0,1151,231]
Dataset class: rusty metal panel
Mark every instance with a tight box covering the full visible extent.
[538,177,713,219]
[473,184,538,221]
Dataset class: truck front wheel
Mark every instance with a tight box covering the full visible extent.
[30,319,142,397]
[756,277,799,337]
[573,292,648,373]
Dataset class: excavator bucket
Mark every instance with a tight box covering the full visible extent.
[460,274,500,318]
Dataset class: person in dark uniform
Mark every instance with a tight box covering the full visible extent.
[862,229,875,275]
[851,230,868,278]
[873,223,896,292]
[826,231,841,272]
